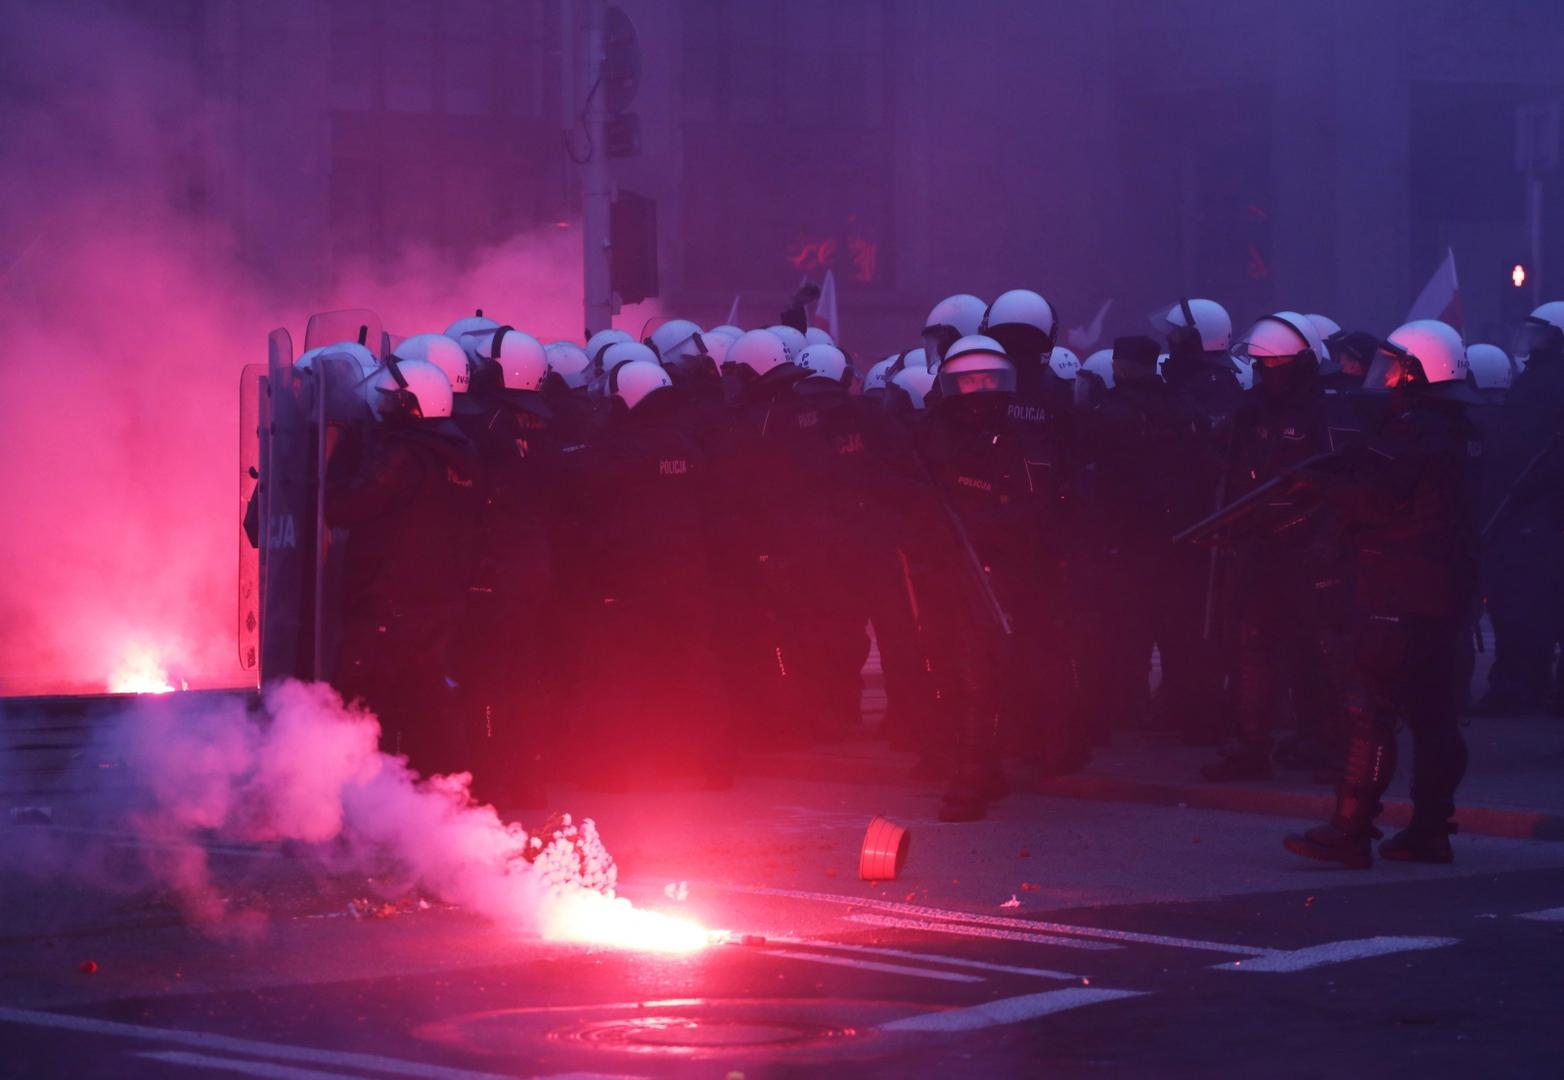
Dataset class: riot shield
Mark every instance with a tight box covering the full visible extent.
[238,363,263,677]
[304,308,384,358]
[259,326,319,683]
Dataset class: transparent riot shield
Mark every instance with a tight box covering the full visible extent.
[238,363,264,678]
[304,308,384,359]
[259,326,318,683]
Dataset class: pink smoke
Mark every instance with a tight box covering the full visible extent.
[4,680,703,950]
[0,5,659,694]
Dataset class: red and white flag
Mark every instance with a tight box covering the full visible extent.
[812,269,839,341]
[1407,247,1462,332]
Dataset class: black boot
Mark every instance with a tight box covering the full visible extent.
[1284,722,1394,869]
[1283,818,1381,869]
[1381,816,1456,864]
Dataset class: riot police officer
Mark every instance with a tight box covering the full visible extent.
[1284,320,1483,866]
[450,326,558,806]
[1201,313,1344,781]
[327,358,480,778]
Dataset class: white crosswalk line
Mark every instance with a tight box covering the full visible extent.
[846,913,1120,951]
[756,949,984,982]
[735,885,1269,955]
[1516,906,1564,922]
[775,936,1082,980]
[879,987,1146,1033]
[1211,936,1460,973]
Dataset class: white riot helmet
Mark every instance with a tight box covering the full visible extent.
[648,319,706,366]
[1465,343,1514,391]
[727,329,794,378]
[981,288,1059,360]
[586,328,634,376]
[863,357,896,395]
[296,340,378,378]
[365,358,453,422]
[708,323,744,339]
[1049,346,1081,380]
[1365,319,1471,395]
[899,346,929,372]
[1082,349,1115,389]
[1232,312,1325,397]
[804,326,836,346]
[477,327,548,392]
[1304,313,1345,375]
[798,343,849,383]
[1515,301,1564,364]
[445,311,502,361]
[608,359,673,411]
[1305,313,1342,341]
[393,332,471,394]
[1157,297,1233,353]
[1232,311,1325,366]
[766,324,807,364]
[601,340,660,380]
[936,335,1016,398]
[702,327,737,368]
[544,341,591,389]
[923,293,988,365]
[891,366,936,409]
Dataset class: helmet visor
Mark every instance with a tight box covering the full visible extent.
[1513,317,1562,362]
[937,364,1016,398]
[1362,340,1428,392]
[1231,338,1306,368]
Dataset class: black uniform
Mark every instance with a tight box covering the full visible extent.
[1203,363,1351,780]
[921,383,1081,776]
[1077,350,1226,742]
[560,387,729,785]
[1479,354,1564,714]
[1286,389,1482,863]
[451,390,559,805]
[326,419,481,776]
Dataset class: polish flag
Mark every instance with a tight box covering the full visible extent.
[1066,298,1113,350]
[812,269,839,341]
[1407,247,1463,332]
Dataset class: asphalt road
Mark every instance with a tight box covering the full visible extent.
[5,781,1564,1079]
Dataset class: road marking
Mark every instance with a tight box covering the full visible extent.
[756,949,984,983]
[846,913,1119,951]
[0,1007,514,1080]
[736,886,1268,955]
[1211,936,1460,973]
[133,1050,371,1080]
[880,988,1146,1033]
[1516,907,1564,922]
[776,936,1082,981]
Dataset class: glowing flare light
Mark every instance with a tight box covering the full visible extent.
[541,888,709,954]
[108,645,181,694]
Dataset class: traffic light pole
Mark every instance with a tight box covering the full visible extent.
[582,0,615,338]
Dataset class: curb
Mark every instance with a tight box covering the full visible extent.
[737,745,1564,843]
[1036,773,1564,843]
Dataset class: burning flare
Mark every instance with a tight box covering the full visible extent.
[542,889,709,954]
[108,644,180,694]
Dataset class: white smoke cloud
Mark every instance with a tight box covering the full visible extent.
[2,681,696,946]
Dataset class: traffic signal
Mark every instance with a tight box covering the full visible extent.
[611,190,658,304]
[1500,259,1532,328]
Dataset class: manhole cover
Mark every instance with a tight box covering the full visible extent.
[418,997,911,1063]
[575,1016,830,1049]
